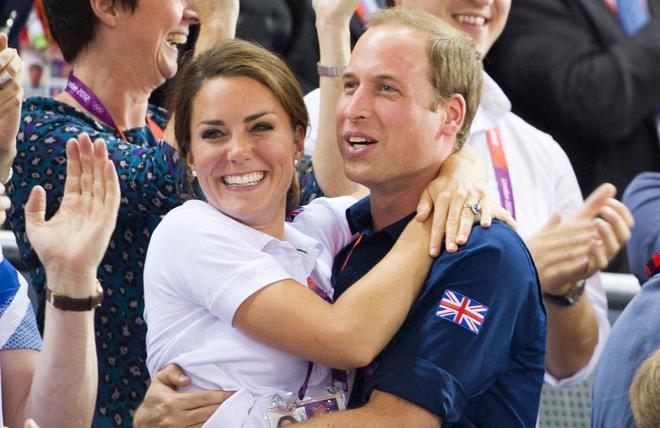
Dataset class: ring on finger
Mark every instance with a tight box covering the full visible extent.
[0,74,11,90]
[462,202,481,216]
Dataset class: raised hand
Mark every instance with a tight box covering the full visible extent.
[0,32,23,179]
[25,133,120,290]
[313,0,359,27]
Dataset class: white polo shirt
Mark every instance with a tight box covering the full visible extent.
[304,72,609,388]
[144,197,355,427]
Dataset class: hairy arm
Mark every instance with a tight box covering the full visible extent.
[299,390,441,428]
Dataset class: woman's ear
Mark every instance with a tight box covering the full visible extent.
[90,0,120,27]
[294,125,305,159]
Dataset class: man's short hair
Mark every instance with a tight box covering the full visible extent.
[367,7,482,150]
[630,348,660,428]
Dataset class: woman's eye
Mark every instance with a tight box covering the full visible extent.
[251,122,274,132]
[201,129,224,139]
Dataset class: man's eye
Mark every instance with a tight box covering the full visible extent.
[343,81,358,92]
[381,84,396,93]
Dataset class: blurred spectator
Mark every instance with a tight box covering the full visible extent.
[592,172,660,427]
[486,0,660,198]
[0,0,35,47]
[629,348,660,428]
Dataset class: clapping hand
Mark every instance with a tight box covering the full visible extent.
[527,183,633,295]
[25,133,120,291]
[0,32,22,174]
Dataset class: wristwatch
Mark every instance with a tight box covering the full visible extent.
[46,280,104,311]
[543,279,586,306]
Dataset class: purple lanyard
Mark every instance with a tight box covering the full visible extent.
[486,128,517,220]
[66,72,119,130]
[65,73,163,142]
[298,277,349,400]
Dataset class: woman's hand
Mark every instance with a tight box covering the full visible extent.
[0,33,22,180]
[415,145,515,256]
[25,133,120,292]
[313,0,359,28]
[188,0,239,29]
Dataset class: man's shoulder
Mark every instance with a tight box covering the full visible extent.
[426,221,539,298]
[435,221,531,268]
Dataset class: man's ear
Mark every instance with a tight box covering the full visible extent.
[393,0,403,6]
[440,94,466,138]
[90,0,120,27]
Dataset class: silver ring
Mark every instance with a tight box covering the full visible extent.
[463,203,481,216]
[0,74,11,91]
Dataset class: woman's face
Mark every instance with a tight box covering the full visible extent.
[187,76,303,236]
[118,0,197,84]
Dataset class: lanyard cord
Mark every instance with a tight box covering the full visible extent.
[66,72,163,143]
[486,128,517,220]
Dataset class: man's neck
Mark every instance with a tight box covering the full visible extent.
[369,182,427,231]
[59,47,152,130]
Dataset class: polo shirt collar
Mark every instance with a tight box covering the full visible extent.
[346,196,415,240]
[471,72,512,134]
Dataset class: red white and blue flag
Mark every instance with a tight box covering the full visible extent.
[435,289,489,335]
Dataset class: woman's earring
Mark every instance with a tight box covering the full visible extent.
[191,169,198,178]
[293,159,299,168]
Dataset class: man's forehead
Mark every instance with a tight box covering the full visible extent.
[347,26,430,77]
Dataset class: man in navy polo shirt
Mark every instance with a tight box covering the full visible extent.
[301,7,547,427]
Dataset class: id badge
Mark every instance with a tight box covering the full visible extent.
[264,392,346,427]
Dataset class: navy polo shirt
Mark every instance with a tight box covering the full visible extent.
[333,197,547,427]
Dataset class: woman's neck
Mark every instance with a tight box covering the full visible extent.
[58,48,153,131]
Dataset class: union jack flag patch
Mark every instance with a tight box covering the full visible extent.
[435,290,489,335]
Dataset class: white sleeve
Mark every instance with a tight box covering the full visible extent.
[544,273,610,387]
[303,88,321,156]
[543,141,610,386]
[291,196,357,257]
[146,206,295,324]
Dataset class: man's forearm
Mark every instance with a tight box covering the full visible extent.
[299,390,440,428]
[545,292,599,380]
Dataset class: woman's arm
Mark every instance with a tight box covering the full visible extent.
[5,134,120,428]
[233,215,432,370]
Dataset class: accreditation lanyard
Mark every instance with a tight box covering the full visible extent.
[65,73,163,142]
[486,128,517,220]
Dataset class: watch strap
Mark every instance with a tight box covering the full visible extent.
[543,279,586,307]
[46,280,104,311]
[317,63,347,77]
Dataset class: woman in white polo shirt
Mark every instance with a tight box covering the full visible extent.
[141,37,502,427]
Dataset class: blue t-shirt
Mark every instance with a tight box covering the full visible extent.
[0,247,41,351]
[332,197,547,426]
[591,276,660,428]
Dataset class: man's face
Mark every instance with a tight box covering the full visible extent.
[336,26,456,195]
[396,0,511,56]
